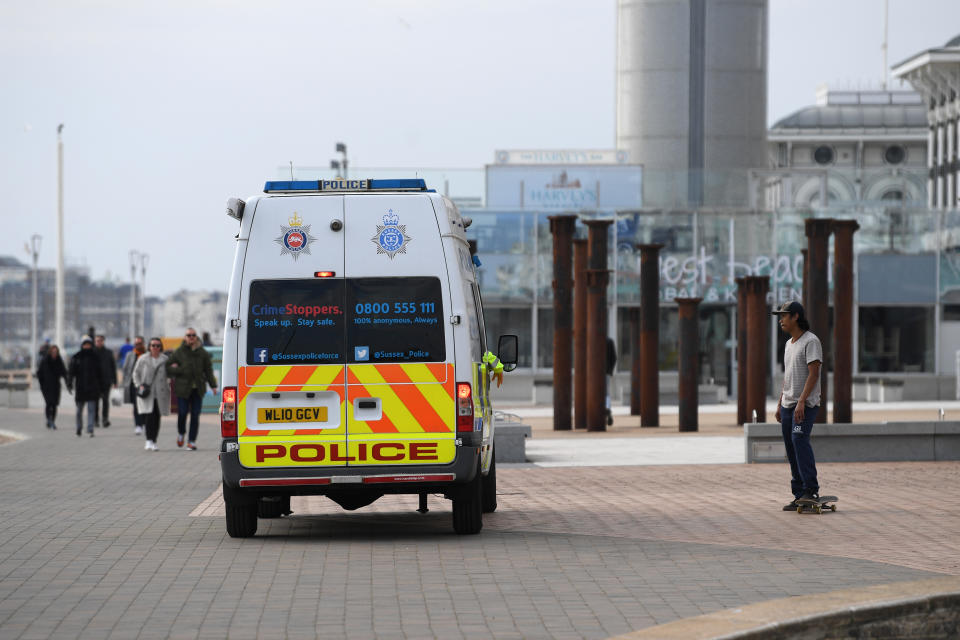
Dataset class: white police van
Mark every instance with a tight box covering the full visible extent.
[220,178,517,537]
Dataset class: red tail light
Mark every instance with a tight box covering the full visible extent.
[456,382,474,432]
[221,386,237,437]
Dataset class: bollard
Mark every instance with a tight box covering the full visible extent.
[584,220,613,431]
[805,218,834,423]
[743,276,769,423]
[637,244,664,427]
[549,215,578,430]
[676,297,702,432]
[832,220,859,424]
[573,239,589,429]
[735,277,748,426]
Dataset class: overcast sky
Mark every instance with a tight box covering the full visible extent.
[2,0,958,297]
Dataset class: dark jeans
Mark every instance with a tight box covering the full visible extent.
[144,400,161,442]
[76,400,97,434]
[44,403,58,428]
[94,388,111,425]
[177,389,203,443]
[780,404,820,498]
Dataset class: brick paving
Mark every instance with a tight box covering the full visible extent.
[0,406,958,639]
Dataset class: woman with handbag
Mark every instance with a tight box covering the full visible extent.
[132,338,171,451]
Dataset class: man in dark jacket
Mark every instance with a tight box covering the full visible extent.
[93,335,118,427]
[166,328,217,450]
[69,336,103,437]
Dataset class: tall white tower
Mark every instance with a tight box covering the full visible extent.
[616,0,768,206]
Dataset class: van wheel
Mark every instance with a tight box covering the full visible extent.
[452,462,483,535]
[257,495,291,519]
[481,454,497,513]
[223,483,257,538]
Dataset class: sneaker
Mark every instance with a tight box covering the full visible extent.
[89,431,95,438]
[134,426,143,435]
[782,499,799,511]
[144,440,152,450]
[186,442,197,451]
[797,492,819,504]
[103,421,110,428]
[76,431,81,437]
[177,434,184,448]
[51,424,57,430]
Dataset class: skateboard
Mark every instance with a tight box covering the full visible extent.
[796,495,838,514]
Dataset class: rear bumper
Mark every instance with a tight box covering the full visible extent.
[220,440,480,497]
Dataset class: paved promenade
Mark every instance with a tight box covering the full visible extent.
[1,403,959,639]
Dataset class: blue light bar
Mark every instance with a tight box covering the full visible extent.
[264,178,430,193]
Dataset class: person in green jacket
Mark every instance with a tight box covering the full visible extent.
[166,328,218,450]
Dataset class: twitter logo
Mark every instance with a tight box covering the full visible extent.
[354,346,369,361]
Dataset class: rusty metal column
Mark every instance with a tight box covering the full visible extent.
[800,248,809,311]
[735,278,748,426]
[832,220,859,424]
[585,220,613,431]
[805,218,833,424]
[744,276,769,423]
[677,297,702,432]
[573,238,588,429]
[630,307,641,416]
[637,244,664,427]
[549,215,577,431]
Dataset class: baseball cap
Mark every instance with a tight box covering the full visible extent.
[771,301,805,317]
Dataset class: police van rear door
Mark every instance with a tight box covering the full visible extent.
[342,193,456,467]
[236,195,349,469]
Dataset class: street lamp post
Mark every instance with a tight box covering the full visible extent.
[27,234,42,372]
[129,250,139,340]
[55,124,65,350]
[335,142,348,179]
[139,253,149,336]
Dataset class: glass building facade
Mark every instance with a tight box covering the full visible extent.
[465,200,957,395]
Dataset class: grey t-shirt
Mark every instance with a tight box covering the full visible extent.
[781,331,823,408]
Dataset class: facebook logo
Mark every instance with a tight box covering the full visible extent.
[254,348,269,363]
[354,346,369,361]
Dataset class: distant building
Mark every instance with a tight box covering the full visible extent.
[765,87,927,207]
[892,34,960,209]
[0,255,226,364]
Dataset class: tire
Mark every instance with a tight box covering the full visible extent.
[452,461,483,534]
[481,453,497,513]
[223,483,257,538]
[257,495,291,519]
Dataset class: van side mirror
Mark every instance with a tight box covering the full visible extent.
[497,335,519,372]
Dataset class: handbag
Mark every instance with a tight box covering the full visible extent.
[137,362,162,398]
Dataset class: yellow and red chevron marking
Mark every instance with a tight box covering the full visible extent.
[347,363,455,434]
[238,365,345,437]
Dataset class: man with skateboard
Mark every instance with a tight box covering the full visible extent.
[773,301,824,511]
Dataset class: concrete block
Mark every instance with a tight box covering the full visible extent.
[745,421,960,463]
[7,383,29,409]
[494,423,531,463]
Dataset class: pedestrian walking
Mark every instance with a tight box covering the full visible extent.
[133,338,170,451]
[772,301,824,510]
[166,328,217,451]
[121,336,147,435]
[117,336,133,371]
[35,344,68,430]
[605,337,617,426]
[93,335,118,428]
[68,336,103,437]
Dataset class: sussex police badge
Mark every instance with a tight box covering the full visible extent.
[275,212,317,261]
[371,209,412,259]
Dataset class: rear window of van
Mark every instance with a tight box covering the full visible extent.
[247,277,445,365]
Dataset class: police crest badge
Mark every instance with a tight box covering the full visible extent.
[275,212,317,261]
[371,209,412,259]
